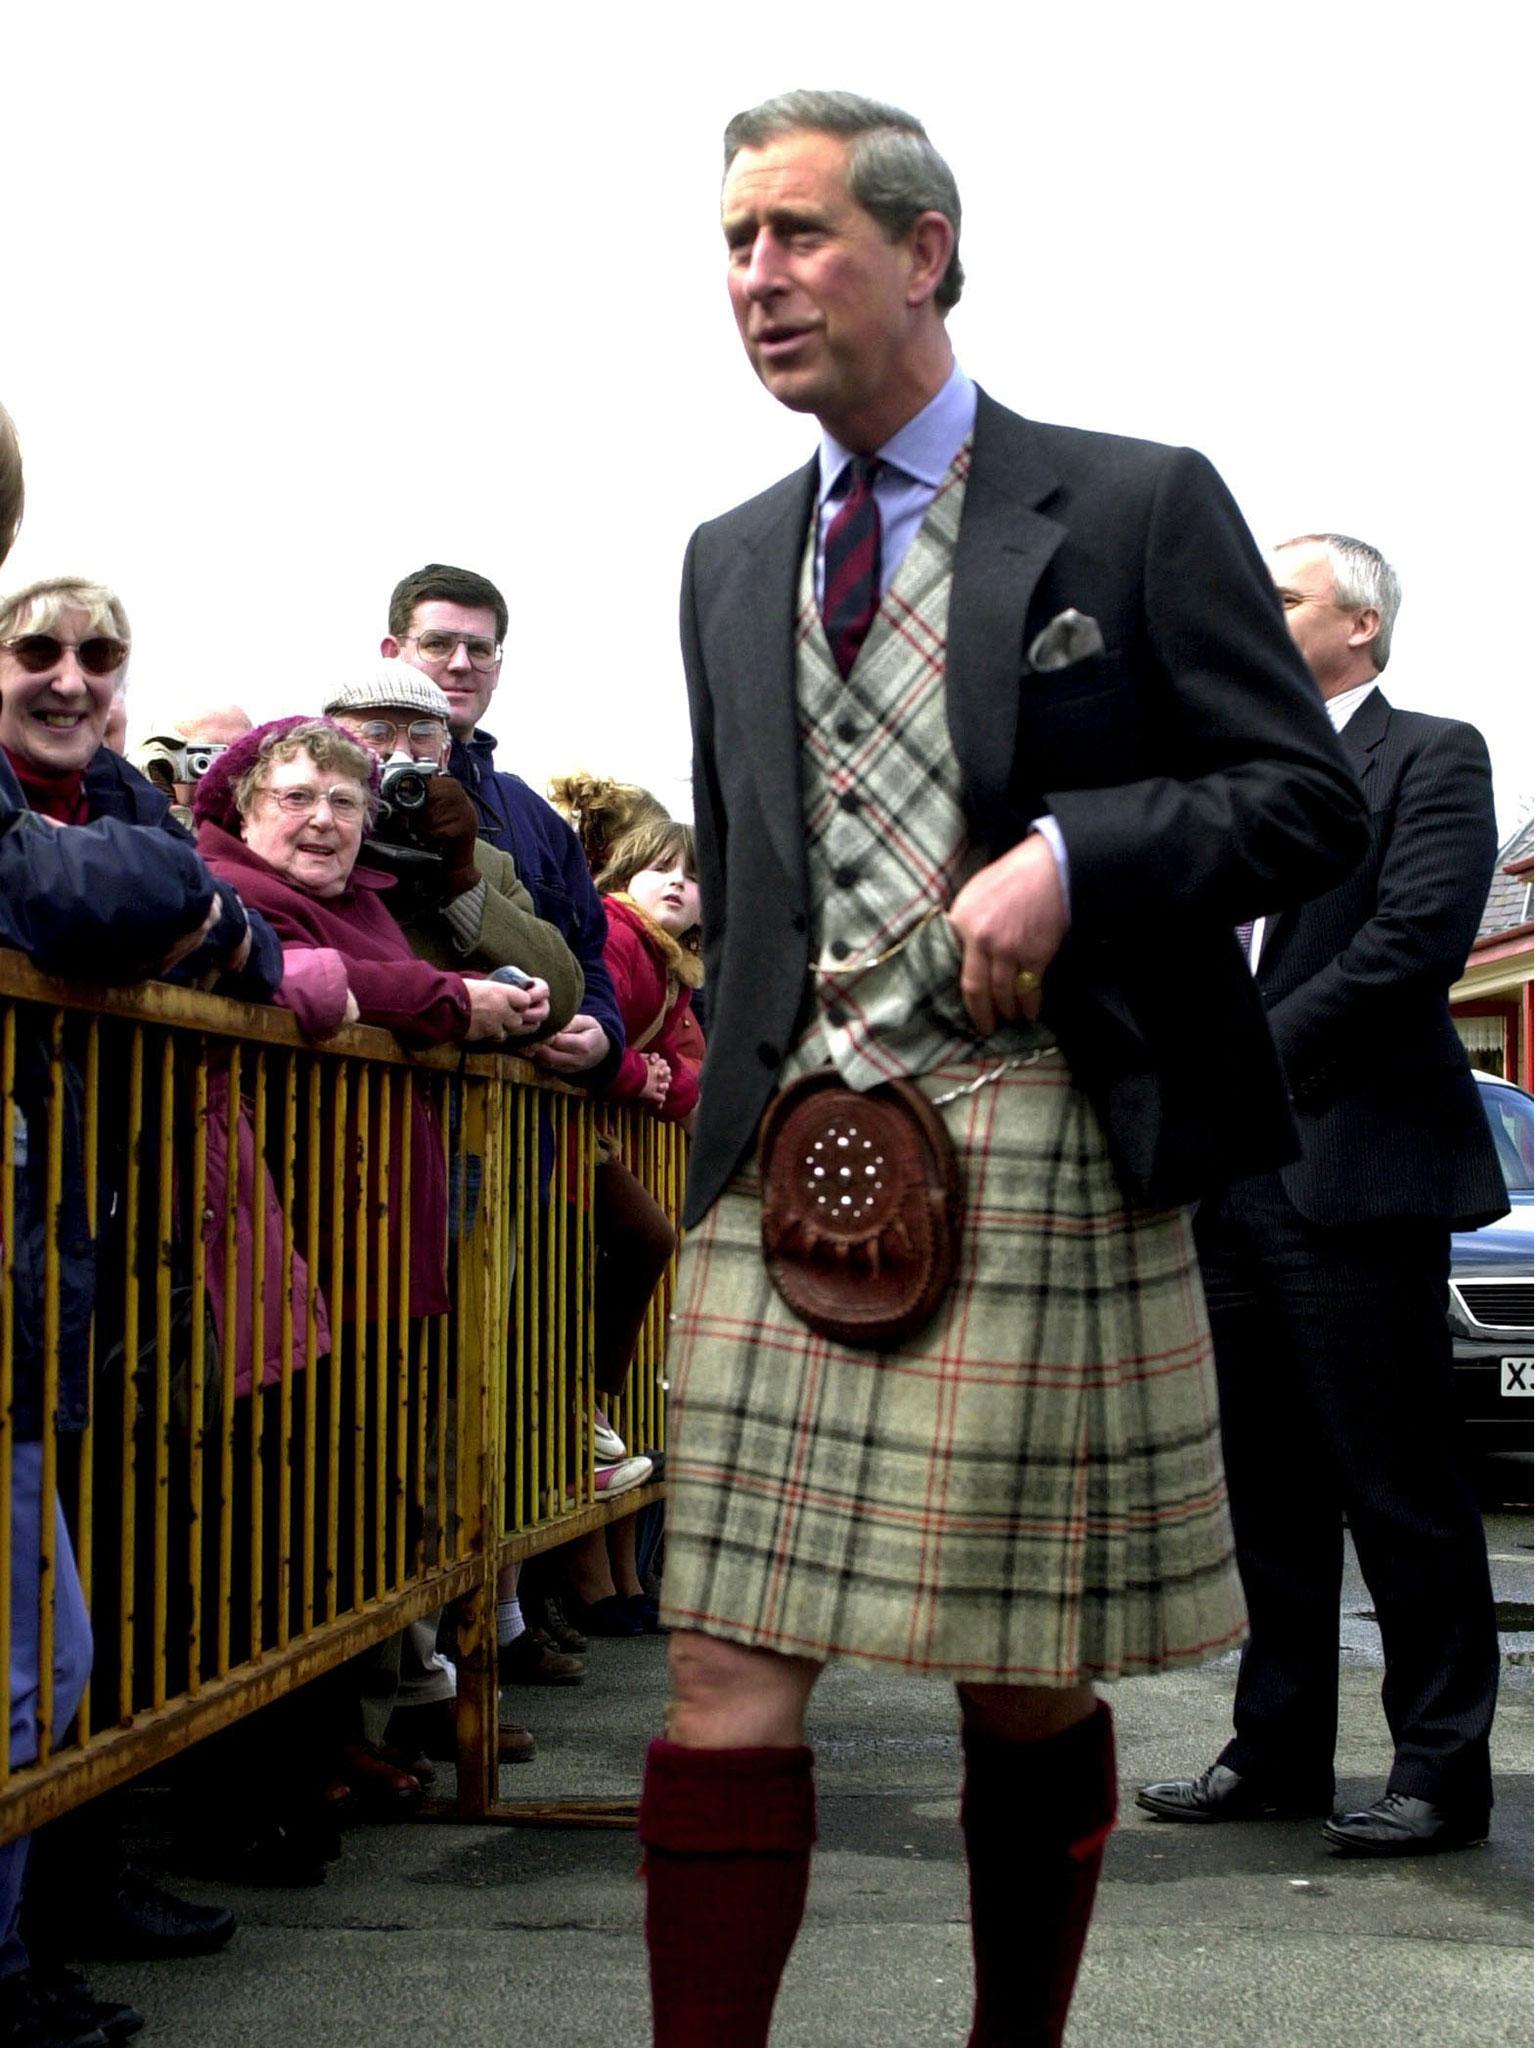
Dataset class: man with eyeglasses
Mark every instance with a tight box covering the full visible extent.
[382,563,623,1088]
[321,663,585,1034]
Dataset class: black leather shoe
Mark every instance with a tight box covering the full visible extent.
[0,1972,110,2048]
[1136,1763,1333,1823]
[33,1969,143,2044]
[85,1870,237,1958]
[1322,1791,1490,1856]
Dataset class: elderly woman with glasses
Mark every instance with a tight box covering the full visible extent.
[194,716,539,1308]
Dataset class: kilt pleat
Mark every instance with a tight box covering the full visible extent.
[661,1055,1246,1682]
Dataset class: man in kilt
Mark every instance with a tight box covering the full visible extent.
[638,92,1370,2047]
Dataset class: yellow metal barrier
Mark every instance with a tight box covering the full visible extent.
[0,951,683,1842]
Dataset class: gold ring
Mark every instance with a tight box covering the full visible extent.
[1014,968,1042,995]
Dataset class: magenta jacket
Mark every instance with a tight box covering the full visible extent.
[198,824,470,1318]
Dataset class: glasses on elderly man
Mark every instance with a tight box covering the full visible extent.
[350,716,448,756]
[2,632,130,677]
[256,783,370,822]
[401,631,502,670]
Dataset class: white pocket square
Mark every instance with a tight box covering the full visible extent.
[1028,608,1105,672]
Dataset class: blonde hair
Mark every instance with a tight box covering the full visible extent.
[549,772,670,879]
[0,575,132,688]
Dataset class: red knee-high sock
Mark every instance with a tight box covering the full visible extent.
[639,1737,816,2048]
[961,1701,1117,2048]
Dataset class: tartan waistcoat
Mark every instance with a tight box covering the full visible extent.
[784,439,1051,1090]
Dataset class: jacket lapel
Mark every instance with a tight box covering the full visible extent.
[1337,685,1390,780]
[722,457,819,894]
[947,390,1067,839]
[1258,688,1387,973]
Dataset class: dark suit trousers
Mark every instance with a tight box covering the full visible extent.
[1195,1173,1498,1811]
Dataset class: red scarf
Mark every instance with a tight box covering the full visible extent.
[1,746,90,824]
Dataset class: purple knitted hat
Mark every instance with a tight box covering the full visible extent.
[193,715,382,833]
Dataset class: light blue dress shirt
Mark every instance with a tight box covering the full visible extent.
[814,361,1069,906]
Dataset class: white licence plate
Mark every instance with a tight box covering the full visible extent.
[1500,1356,1534,1397]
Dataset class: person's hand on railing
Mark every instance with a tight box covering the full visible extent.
[639,1053,671,1107]
[530,1013,612,1073]
[463,976,540,1044]
[503,976,551,1037]
[157,895,223,975]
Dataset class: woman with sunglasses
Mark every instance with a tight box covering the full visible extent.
[0,575,280,996]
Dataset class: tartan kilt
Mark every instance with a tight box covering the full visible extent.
[661,1053,1246,1683]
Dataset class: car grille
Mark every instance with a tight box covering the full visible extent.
[1451,1279,1534,1332]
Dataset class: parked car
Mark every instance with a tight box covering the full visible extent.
[1447,1070,1533,1453]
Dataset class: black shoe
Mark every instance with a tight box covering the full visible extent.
[83,1869,237,1959]
[623,1593,669,1634]
[32,1970,143,2044]
[1136,1762,1333,1823]
[385,1700,459,1764]
[194,1814,333,1889]
[0,1972,110,2048]
[565,1593,644,1638]
[1322,1791,1490,1857]
[497,1629,586,1685]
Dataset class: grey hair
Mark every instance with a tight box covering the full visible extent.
[1279,531,1402,672]
[723,89,964,310]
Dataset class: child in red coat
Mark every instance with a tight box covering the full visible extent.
[593,817,705,1124]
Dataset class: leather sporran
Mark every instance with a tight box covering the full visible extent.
[757,1068,961,1349]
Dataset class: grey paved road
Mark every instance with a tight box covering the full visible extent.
[97,1484,1532,2047]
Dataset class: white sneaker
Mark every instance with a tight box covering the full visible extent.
[594,1413,628,1464]
[594,1455,653,1497]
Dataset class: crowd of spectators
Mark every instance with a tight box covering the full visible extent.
[0,404,700,2047]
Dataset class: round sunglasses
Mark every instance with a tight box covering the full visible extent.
[2,632,130,677]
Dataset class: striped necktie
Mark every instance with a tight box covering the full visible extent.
[822,456,882,679]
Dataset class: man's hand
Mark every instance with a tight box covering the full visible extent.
[529,1013,611,1074]
[639,1053,671,1106]
[503,976,551,1038]
[463,977,541,1044]
[947,834,1068,1036]
[414,776,482,899]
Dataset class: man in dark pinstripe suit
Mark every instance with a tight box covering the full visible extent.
[1140,533,1508,1855]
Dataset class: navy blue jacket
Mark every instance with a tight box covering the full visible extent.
[1,749,280,1437]
[448,731,624,1088]
[79,748,283,999]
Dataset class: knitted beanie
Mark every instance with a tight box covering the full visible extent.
[320,660,451,723]
[192,715,381,833]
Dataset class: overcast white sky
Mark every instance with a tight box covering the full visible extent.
[5,1,1530,835]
